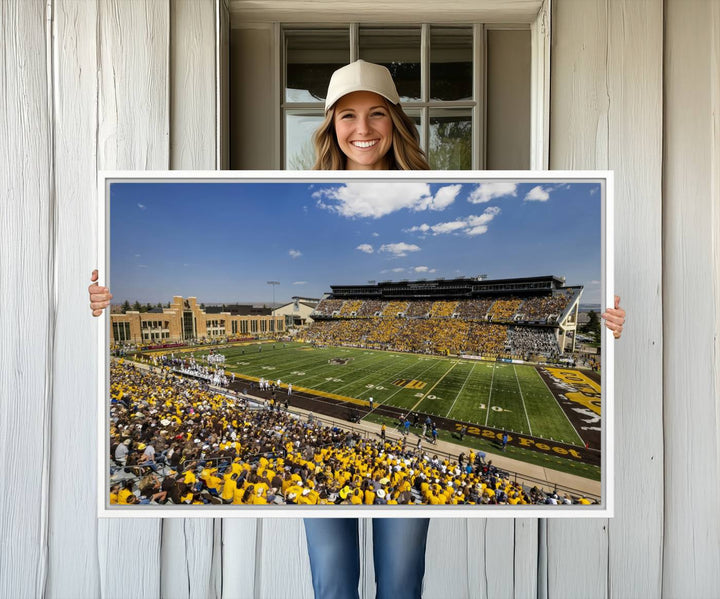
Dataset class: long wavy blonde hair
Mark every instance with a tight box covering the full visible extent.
[312,99,430,171]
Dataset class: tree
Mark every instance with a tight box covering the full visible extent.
[428,119,471,170]
[582,310,601,342]
[132,301,142,312]
[122,300,130,313]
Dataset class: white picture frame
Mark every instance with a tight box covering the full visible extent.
[98,170,613,518]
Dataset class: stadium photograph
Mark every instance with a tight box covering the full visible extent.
[102,173,610,515]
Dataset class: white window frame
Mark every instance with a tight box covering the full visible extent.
[281,23,485,169]
[227,0,550,170]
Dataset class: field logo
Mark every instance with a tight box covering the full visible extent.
[546,368,601,415]
[328,357,352,365]
[393,379,427,389]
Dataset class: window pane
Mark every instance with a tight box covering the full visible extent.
[286,30,350,103]
[359,28,421,102]
[285,112,324,169]
[430,27,473,101]
[429,109,472,170]
[486,30,530,169]
[402,108,423,148]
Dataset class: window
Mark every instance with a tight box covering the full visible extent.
[230,17,538,170]
[112,322,131,343]
[283,25,478,170]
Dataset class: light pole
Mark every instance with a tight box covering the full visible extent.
[267,281,280,310]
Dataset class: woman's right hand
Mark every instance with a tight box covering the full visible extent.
[89,269,112,316]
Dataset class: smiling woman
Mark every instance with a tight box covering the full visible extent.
[311,60,430,171]
[333,91,394,170]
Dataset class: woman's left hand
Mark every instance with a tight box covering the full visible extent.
[601,295,625,339]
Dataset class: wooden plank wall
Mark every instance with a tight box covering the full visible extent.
[663,0,720,596]
[1,0,719,597]
[0,2,53,598]
[549,1,664,598]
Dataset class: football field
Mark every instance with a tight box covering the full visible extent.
[216,342,585,446]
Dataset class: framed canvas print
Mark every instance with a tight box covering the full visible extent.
[97,170,614,518]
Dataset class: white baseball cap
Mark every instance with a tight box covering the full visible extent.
[324,60,400,112]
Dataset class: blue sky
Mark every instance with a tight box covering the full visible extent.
[110,180,602,305]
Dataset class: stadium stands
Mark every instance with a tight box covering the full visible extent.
[108,362,585,507]
[305,277,582,360]
[382,301,409,317]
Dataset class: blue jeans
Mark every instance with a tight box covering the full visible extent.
[303,518,430,599]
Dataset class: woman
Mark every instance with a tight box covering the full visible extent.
[89,60,626,599]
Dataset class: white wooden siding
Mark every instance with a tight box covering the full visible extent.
[0,2,52,598]
[662,0,720,596]
[549,1,664,598]
[48,1,101,596]
[1,0,719,598]
[96,1,169,596]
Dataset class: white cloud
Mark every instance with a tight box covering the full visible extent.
[524,185,550,202]
[372,232,380,237]
[406,206,502,237]
[137,203,146,210]
[406,223,431,234]
[138,264,148,268]
[428,184,462,211]
[292,281,307,285]
[468,182,517,203]
[392,267,406,272]
[379,242,421,257]
[313,182,458,219]
[289,249,302,258]
[589,280,601,285]
[356,244,374,254]
[428,220,467,235]
[413,266,437,273]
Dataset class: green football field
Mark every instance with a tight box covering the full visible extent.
[214,342,584,446]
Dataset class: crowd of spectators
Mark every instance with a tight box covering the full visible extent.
[429,300,457,318]
[339,300,364,316]
[109,362,590,507]
[506,327,560,357]
[382,301,409,317]
[313,298,344,316]
[302,318,511,356]
[405,300,433,317]
[313,295,575,325]
[488,298,523,322]
[453,299,494,321]
[356,300,386,317]
[515,294,571,323]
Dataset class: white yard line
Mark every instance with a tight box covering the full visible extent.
[445,361,476,419]
[292,349,390,388]
[375,359,447,405]
[513,364,533,436]
[330,353,422,395]
[484,363,497,427]
[532,367,584,445]
[409,360,459,413]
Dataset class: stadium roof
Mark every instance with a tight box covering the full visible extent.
[204,304,272,316]
[328,275,572,300]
